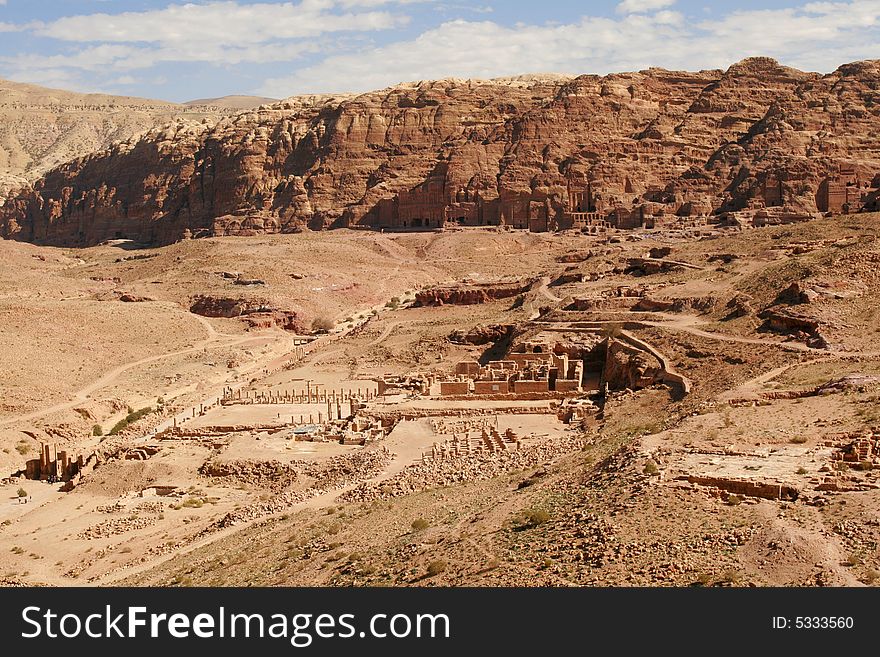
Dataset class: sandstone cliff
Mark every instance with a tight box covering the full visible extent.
[2,59,879,246]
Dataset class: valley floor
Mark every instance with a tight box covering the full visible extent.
[2,217,880,587]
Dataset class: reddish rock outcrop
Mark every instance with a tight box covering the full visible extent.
[776,281,819,305]
[2,58,880,246]
[762,310,821,334]
[118,293,155,303]
[448,324,515,345]
[189,295,272,318]
[631,297,675,312]
[724,293,755,319]
[242,311,304,333]
[602,339,663,391]
[415,281,532,306]
[189,294,303,332]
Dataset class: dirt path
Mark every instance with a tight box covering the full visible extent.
[367,321,403,348]
[537,276,562,303]
[718,357,837,401]
[0,329,268,429]
[536,313,825,353]
[641,317,823,353]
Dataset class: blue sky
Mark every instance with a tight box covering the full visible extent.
[0,0,878,102]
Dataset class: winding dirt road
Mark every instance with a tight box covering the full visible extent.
[0,311,269,429]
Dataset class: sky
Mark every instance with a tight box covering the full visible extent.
[0,0,878,102]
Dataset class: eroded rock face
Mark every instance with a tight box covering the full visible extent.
[2,58,880,246]
[776,281,818,305]
[189,294,303,331]
[415,281,531,306]
[242,310,304,333]
[189,295,271,317]
[602,339,663,390]
[448,324,515,345]
[725,293,755,319]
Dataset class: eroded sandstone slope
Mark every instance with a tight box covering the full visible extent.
[1,59,879,246]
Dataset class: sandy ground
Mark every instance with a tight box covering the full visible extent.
[4,217,880,587]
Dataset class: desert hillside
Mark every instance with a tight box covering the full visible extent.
[0,77,264,196]
[2,211,880,587]
[1,59,878,247]
[182,95,279,110]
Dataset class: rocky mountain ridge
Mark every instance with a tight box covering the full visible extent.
[0,77,267,197]
[1,58,879,246]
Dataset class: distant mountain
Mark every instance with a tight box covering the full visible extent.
[183,95,279,110]
[0,77,242,195]
[2,60,879,247]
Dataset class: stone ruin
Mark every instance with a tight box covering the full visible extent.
[376,374,432,396]
[813,431,880,492]
[224,383,375,405]
[682,475,800,502]
[431,417,497,435]
[815,165,880,215]
[438,327,689,398]
[24,442,93,483]
[439,350,584,397]
[556,398,600,425]
[422,426,521,463]
[341,415,388,446]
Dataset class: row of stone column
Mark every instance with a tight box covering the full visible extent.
[223,387,377,404]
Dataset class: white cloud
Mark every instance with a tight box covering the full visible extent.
[2,40,321,75]
[616,0,677,14]
[259,0,880,97]
[1,1,420,76]
[35,1,411,45]
[259,16,682,95]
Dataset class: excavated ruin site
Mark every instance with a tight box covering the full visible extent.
[2,57,880,587]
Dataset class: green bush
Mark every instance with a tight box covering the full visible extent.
[426,560,446,577]
[92,424,103,436]
[518,509,550,529]
[17,488,27,498]
[109,406,153,435]
[311,316,335,333]
[411,518,430,532]
[694,572,713,586]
